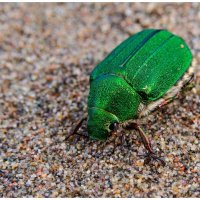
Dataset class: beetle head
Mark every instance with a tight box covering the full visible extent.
[87,107,119,141]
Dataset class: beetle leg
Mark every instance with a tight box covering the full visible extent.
[179,73,195,95]
[123,122,166,166]
[125,122,154,153]
[65,116,88,141]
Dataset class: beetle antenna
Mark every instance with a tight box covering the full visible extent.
[65,115,88,141]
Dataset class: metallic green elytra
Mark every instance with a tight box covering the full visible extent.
[87,29,192,141]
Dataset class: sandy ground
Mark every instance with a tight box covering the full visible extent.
[0,3,199,197]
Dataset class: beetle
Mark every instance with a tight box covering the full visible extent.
[66,29,193,165]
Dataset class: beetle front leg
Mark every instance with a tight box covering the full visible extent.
[123,122,166,166]
[123,122,154,153]
[65,115,89,142]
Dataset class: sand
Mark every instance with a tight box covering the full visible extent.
[0,3,199,197]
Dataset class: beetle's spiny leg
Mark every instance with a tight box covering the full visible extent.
[65,116,88,141]
[135,124,155,154]
[71,132,89,144]
[123,122,166,166]
[123,122,153,153]
[151,154,166,166]
[139,152,166,166]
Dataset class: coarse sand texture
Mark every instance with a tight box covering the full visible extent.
[0,3,199,198]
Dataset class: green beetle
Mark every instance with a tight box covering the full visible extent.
[67,29,193,164]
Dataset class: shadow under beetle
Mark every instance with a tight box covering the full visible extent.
[66,29,194,166]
